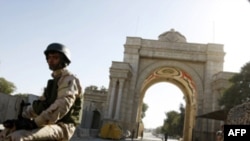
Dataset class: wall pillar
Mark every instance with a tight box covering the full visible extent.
[108,78,117,118]
[114,79,125,120]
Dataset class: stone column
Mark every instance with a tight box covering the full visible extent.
[114,79,125,120]
[108,78,117,118]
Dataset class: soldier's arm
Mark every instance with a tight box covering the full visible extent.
[22,96,46,119]
[34,76,79,127]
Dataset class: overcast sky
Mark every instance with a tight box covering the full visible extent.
[1,0,250,128]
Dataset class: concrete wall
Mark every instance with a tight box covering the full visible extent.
[0,93,38,123]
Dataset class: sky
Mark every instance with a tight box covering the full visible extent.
[1,0,250,128]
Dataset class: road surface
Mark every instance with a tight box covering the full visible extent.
[71,132,179,141]
[140,132,178,141]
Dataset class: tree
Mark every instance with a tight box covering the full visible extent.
[218,61,250,110]
[162,110,180,137]
[0,77,16,94]
[84,85,108,93]
[85,85,98,91]
[178,104,185,136]
[141,103,148,119]
[153,126,163,136]
[161,103,185,138]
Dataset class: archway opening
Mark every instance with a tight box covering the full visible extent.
[138,67,197,141]
[91,109,101,129]
[142,82,186,139]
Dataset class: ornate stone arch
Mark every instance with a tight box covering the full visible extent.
[135,60,203,99]
[133,60,203,140]
[104,29,225,141]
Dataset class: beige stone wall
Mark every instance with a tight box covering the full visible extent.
[81,86,107,129]
[210,72,236,129]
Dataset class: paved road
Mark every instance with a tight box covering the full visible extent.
[71,137,178,141]
[71,132,179,141]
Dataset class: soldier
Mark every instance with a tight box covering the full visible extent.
[0,43,83,141]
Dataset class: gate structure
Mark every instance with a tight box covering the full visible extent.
[103,29,225,141]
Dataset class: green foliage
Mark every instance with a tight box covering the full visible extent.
[0,77,16,94]
[161,104,185,138]
[85,85,98,91]
[14,93,29,97]
[178,104,185,135]
[218,61,250,110]
[85,85,108,93]
[162,111,180,137]
[153,126,163,135]
[141,103,148,119]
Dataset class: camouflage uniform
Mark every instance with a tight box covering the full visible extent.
[0,68,83,141]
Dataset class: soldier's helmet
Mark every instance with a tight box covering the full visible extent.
[44,43,71,65]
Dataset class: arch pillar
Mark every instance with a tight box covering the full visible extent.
[114,79,125,120]
[183,102,195,141]
[108,78,118,118]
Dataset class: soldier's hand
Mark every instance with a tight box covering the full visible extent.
[3,119,16,129]
[15,118,38,130]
